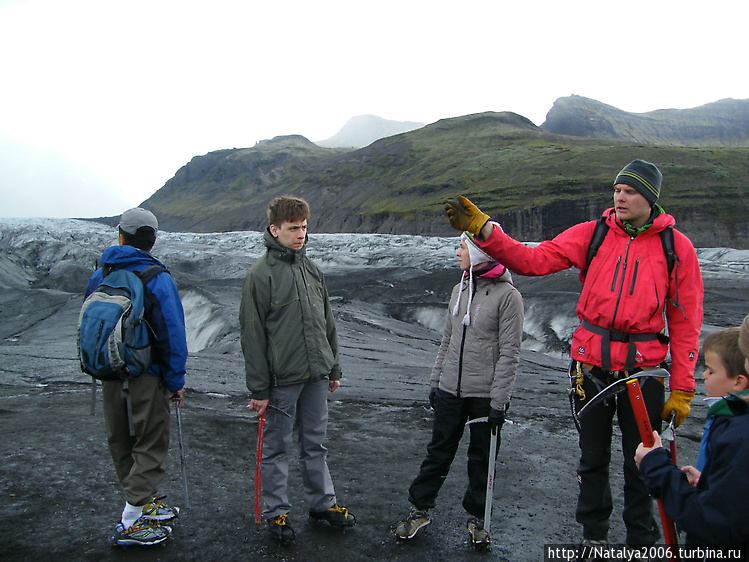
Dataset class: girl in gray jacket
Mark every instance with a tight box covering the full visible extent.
[395,232,524,547]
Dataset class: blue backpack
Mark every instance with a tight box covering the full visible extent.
[77,265,166,381]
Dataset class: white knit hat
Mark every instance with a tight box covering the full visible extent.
[452,232,496,326]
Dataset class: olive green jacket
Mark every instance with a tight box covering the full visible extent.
[239,229,341,400]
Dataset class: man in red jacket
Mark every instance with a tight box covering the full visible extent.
[444,160,703,553]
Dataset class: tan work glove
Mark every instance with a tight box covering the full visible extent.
[443,195,490,236]
[662,389,695,427]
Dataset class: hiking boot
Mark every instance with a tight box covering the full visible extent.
[575,539,611,561]
[141,496,180,523]
[394,508,431,539]
[267,514,295,544]
[467,516,490,549]
[309,504,356,528]
[111,517,171,546]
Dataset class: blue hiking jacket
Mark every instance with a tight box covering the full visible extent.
[85,245,187,392]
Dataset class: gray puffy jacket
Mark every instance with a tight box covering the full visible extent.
[431,266,523,410]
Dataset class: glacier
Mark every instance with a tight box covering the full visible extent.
[2,217,748,362]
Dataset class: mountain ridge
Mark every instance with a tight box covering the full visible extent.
[541,95,749,146]
[137,109,749,248]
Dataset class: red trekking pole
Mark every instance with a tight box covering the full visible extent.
[626,379,680,562]
[254,411,266,524]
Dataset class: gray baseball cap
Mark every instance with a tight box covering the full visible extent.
[118,207,159,235]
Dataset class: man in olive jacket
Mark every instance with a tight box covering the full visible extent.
[239,196,355,544]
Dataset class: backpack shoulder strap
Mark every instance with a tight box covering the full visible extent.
[136,265,168,286]
[584,217,609,275]
[134,265,169,307]
[659,225,676,277]
[585,217,676,280]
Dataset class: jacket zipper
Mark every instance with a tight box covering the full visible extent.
[457,324,467,398]
[610,257,621,292]
[629,259,639,295]
[456,281,476,397]
[611,237,633,324]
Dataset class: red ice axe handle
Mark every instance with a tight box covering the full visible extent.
[626,379,680,562]
[254,412,266,524]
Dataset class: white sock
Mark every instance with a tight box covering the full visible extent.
[121,502,143,529]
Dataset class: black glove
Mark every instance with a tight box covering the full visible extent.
[443,195,491,236]
[488,407,505,434]
[429,387,438,409]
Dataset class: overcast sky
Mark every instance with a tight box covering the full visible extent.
[1,0,747,219]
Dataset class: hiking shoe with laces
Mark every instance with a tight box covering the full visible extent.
[395,509,431,539]
[267,513,295,544]
[467,516,490,549]
[111,517,171,547]
[575,539,611,561]
[309,504,356,528]
[141,496,180,522]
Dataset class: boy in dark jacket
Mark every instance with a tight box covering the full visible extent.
[84,208,188,546]
[240,196,355,544]
[635,325,749,549]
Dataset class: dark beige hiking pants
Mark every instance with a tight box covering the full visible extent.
[102,374,170,506]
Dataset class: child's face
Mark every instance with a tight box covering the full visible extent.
[703,350,744,397]
[457,241,471,272]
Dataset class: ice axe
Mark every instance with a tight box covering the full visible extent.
[661,412,678,465]
[577,369,680,561]
[465,416,499,543]
[254,411,266,524]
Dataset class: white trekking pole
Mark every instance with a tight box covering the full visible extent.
[484,426,498,537]
[465,416,498,548]
[174,401,190,510]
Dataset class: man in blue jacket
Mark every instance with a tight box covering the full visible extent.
[84,208,188,547]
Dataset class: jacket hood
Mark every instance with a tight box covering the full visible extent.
[263,228,307,263]
[100,245,165,269]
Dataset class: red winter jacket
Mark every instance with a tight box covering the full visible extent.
[476,208,703,392]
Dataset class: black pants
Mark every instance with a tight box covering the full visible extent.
[408,389,501,518]
[573,367,664,545]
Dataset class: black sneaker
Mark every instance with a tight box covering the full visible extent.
[309,504,356,528]
[575,539,611,561]
[467,516,490,549]
[395,509,431,539]
[267,514,295,544]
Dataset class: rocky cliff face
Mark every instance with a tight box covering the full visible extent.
[542,96,749,147]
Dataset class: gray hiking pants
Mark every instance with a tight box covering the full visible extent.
[261,378,337,519]
[102,373,170,506]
